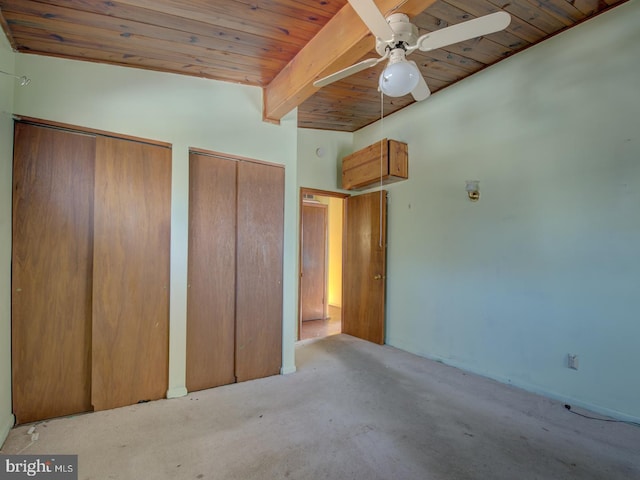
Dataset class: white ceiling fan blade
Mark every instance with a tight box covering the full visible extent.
[410,64,430,101]
[416,12,511,52]
[314,56,386,88]
[348,0,395,42]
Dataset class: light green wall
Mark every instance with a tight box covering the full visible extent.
[299,1,640,421]
[351,1,640,420]
[0,33,15,445]
[297,129,352,192]
[12,54,299,398]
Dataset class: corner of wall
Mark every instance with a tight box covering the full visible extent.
[280,365,297,375]
[0,414,15,447]
[0,32,16,449]
[166,387,188,399]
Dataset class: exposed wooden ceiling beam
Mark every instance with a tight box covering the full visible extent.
[262,0,438,124]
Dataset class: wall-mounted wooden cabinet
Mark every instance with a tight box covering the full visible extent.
[342,139,408,190]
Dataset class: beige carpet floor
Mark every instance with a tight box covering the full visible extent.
[2,334,639,479]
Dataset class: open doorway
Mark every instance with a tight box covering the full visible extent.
[299,188,348,341]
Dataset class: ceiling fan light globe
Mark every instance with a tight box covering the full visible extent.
[379,61,420,97]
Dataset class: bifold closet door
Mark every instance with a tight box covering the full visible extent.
[236,161,284,382]
[12,123,95,424]
[186,153,237,391]
[91,136,171,411]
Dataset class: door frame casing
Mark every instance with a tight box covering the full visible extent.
[298,188,349,340]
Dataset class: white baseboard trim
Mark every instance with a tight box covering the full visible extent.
[280,365,296,375]
[0,413,15,448]
[166,386,188,399]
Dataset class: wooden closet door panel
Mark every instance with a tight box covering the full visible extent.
[12,123,95,424]
[91,137,171,411]
[186,153,236,391]
[236,161,284,382]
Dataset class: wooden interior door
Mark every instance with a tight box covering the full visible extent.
[186,152,237,391]
[91,136,171,410]
[235,160,284,382]
[342,191,387,345]
[12,123,95,424]
[300,203,327,322]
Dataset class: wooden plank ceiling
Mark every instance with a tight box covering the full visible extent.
[0,0,628,132]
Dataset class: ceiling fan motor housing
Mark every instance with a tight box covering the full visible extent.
[376,13,418,56]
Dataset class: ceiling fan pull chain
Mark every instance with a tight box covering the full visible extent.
[379,89,384,249]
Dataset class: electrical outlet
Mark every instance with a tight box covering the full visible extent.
[568,354,578,370]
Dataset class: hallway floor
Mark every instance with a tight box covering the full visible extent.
[300,305,341,340]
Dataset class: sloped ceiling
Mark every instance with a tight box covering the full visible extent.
[0,0,628,131]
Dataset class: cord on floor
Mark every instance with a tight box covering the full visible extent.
[564,404,640,427]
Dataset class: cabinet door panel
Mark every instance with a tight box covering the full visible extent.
[186,153,237,391]
[235,161,284,382]
[12,123,95,424]
[91,137,171,410]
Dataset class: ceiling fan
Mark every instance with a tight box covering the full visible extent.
[313,0,511,100]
